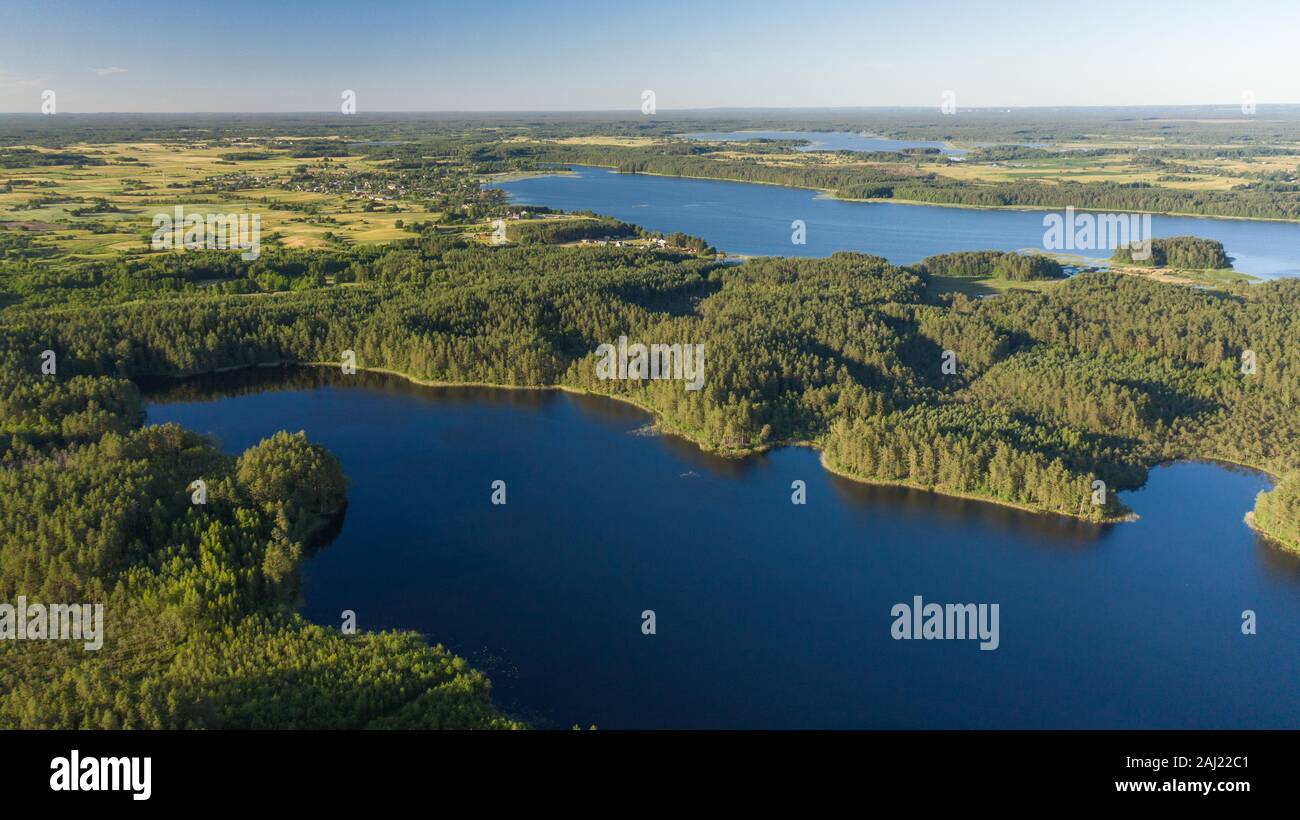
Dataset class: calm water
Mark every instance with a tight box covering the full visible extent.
[494,166,1300,278]
[145,368,1300,729]
[681,130,968,155]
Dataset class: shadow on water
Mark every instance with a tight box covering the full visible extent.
[1253,533,1300,577]
[824,468,1108,547]
[138,365,564,412]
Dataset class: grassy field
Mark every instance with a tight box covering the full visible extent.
[5,135,1287,291]
[932,151,1299,191]
[551,135,665,147]
[0,142,443,258]
[926,274,1066,299]
[552,131,1300,197]
[1107,263,1258,288]
[925,265,1253,299]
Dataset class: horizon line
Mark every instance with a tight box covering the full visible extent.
[4,102,1300,117]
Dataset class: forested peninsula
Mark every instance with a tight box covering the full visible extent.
[6,233,1300,727]
[5,113,1300,727]
[5,235,1298,527]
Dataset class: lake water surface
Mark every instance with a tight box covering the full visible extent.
[144,368,1300,729]
[493,166,1300,278]
[681,130,968,155]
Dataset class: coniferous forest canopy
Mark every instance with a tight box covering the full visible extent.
[3,109,1300,728]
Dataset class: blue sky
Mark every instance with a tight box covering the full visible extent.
[2,0,1298,112]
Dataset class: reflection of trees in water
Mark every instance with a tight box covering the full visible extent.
[137,365,564,412]
[1253,536,1300,576]
[565,391,654,429]
[142,366,1300,569]
[141,366,1097,542]
[304,503,348,556]
[824,468,1108,548]
[137,365,333,402]
[654,432,766,480]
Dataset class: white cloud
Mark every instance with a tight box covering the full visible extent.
[92,66,128,77]
[0,69,49,89]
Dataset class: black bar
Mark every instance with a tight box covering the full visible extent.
[12,729,1280,806]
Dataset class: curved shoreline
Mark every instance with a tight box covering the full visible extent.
[1243,510,1299,552]
[144,359,1134,525]
[494,164,1300,225]
[815,449,1135,524]
[1243,475,1300,552]
[315,364,1271,528]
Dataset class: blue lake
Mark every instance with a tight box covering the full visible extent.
[145,369,1300,729]
[681,130,968,155]
[494,166,1300,278]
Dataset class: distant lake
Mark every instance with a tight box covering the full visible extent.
[681,130,968,155]
[493,166,1300,278]
[145,368,1300,729]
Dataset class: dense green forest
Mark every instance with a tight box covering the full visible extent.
[5,112,1300,727]
[1111,236,1233,269]
[917,251,1065,281]
[4,232,1300,727]
[5,235,1297,522]
[505,215,637,245]
[1252,473,1300,550]
[0,148,106,168]
[0,371,520,728]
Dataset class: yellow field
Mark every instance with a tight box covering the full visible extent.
[674,134,1299,195]
[0,142,442,258]
[931,154,1269,191]
[551,136,665,147]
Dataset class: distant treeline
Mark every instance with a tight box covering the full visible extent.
[218,150,280,161]
[0,148,106,168]
[490,143,1300,221]
[10,108,1300,151]
[964,146,1056,162]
